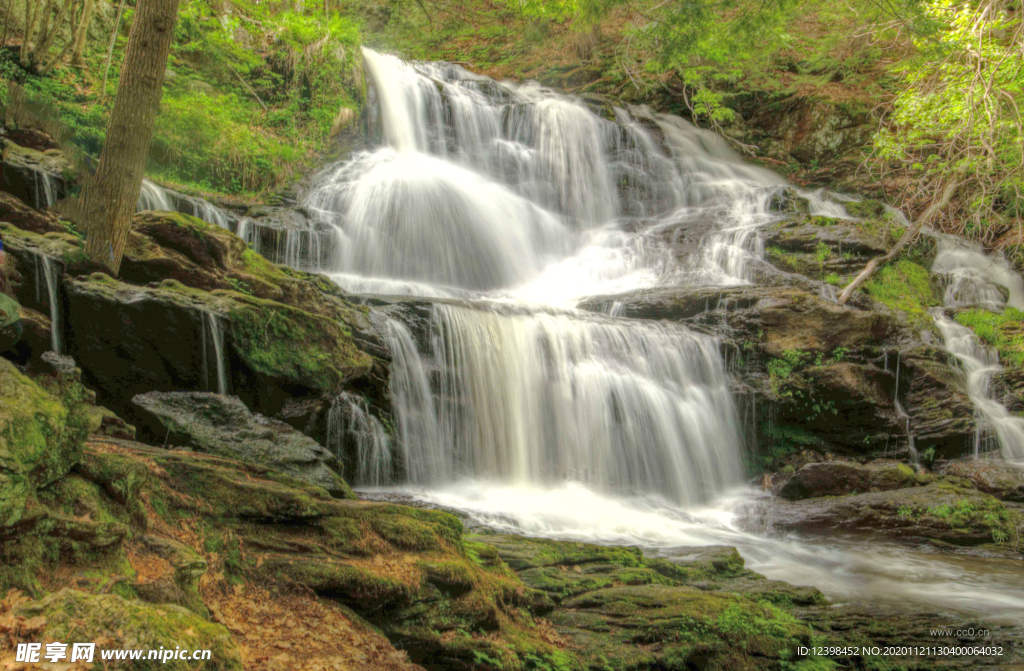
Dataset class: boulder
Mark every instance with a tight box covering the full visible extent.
[0,357,83,526]
[771,481,1020,547]
[64,272,375,433]
[940,459,1024,502]
[900,347,977,457]
[132,391,354,498]
[779,460,917,500]
[475,534,819,671]
[580,285,910,358]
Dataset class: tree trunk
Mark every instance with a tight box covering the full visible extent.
[836,180,960,305]
[21,0,42,65]
[70,0,96,65]
[80,0,180,274]
[101,0,128,100]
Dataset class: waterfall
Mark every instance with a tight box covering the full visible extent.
[32,168,58,209]
[928,237,1024,463]
[293,49,865,501]
[33,252,62,353]
[137,179,233,229]
[308,49,831,295]
[932,234,1024,309]
[327,393,393,486]
[931,310,1024,462]
[200,311,229,395]
[384,305,744,505]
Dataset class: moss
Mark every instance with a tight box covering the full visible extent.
[227,297,372,392]
[954,307,1024,367]
[863,259,941,325]
[14,590,242,670]
[0,359,84,527]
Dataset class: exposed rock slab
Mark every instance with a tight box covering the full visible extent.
[132,391,354,498]
[779,460,917,500]
[940,459,1024,502]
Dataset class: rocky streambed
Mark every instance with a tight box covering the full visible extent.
[3,109,1024,671]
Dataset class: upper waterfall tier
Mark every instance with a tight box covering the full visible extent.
[302,48,806,297]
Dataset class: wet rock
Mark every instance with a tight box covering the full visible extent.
[763,214,893,280]
[900,347,977,457]
[0,191,63,234]
[940,459,1024,502]
[64,272,376,439]
[131,391,354,499]
[475,534,819,670]
[779,460,917,500]
[580,285,910,357]
[771,481,1020,547]
[0,140,69,209]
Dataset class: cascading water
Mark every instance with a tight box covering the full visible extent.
[32,168,58,210]
[137,179,233,229]
[385,304,743,505]
[33,251,62,353]
[286,49,1024,621]
[327,392,393,486]
[929,236,1024,463]
[200,311,229,395]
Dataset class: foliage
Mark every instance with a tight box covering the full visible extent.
[954,307,1024,367]
[862,259,940,322]
[1,0,364,196]
[871,0,1024,239]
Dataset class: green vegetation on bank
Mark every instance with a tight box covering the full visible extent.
[955,308,1024,367]
[1,0,364,196]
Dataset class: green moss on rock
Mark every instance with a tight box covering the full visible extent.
[0,358,84,527]
[14,589,242,670]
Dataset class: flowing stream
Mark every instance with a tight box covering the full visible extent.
[298,50,1024,624]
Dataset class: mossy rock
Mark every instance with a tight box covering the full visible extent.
[0,358,83,527]
[13,589,243,670]
[0,292,22,353]
[779,460,917,500]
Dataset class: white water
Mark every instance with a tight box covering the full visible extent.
[32,168,58,210]
[137,179,232,229]
[33,252,62,353]
[200,311,229,395]
[932,234,1024,309]
[931,311,1024,463]
[929,237,1024,463]
[291,50,1024,622]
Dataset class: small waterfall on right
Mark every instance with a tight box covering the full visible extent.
[200,311,229,395]
[930,310,1024,462]
[930,236,1024,463]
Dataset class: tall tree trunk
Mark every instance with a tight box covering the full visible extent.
[34,0,74,63]
[70,0,96,65]
[101,0,128,100]
[80,0,180,274]
[21,0,42,65]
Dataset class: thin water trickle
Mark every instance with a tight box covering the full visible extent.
[201,311,229,395]
[33,251,62,354]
